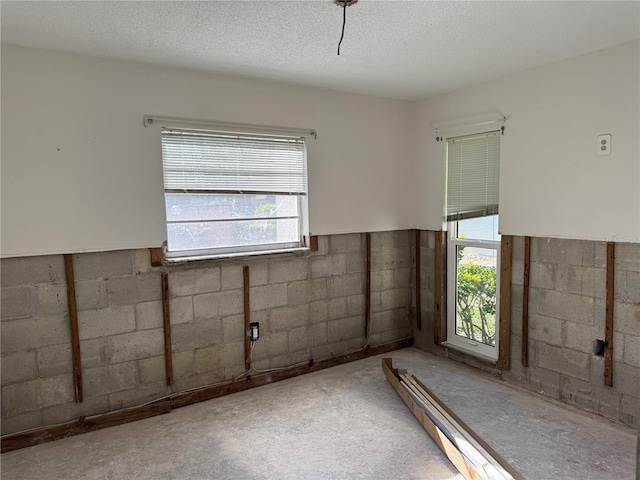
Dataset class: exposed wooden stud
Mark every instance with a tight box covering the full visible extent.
[415,230,422,331]
[149,247,164,267]
[605,242,615,387]
[161,272,174,386]
[63,254,83,403]
[498,235,513,370]
[434,231,446,344]
[243,265,251,370]
[309,235,319,252]
[522,236,531,367]
[365,232,372,341]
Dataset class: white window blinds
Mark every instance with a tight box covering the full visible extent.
[161,129,307,194]
[445,130,500,222]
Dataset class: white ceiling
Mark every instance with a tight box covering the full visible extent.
[1,1,639,100]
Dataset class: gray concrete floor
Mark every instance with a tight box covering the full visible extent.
[1,348,636,479]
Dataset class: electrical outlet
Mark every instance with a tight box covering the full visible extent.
[597,134,611,156]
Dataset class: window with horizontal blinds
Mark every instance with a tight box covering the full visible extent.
[445,131,500,222]
[161,129,307,194]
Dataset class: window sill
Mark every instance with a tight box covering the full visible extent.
[441,341,498,365]
[164,247,310,264]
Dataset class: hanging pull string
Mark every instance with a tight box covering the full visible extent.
[337,1,347,55]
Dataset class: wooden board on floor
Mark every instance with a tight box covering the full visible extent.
[382,357,523,480]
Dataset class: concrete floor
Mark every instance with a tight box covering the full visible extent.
[1,347,636,480]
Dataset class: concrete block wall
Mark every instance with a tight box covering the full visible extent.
[504,237,640,426]
[0,231,413,435]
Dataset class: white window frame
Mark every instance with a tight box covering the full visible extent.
[445,219,500,361]
[160,126,310,261]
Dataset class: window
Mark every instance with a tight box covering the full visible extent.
[161,128,308,260]
[444,131,500,360]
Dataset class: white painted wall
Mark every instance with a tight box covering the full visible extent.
[413,40,640,242]
[1,45,413,257]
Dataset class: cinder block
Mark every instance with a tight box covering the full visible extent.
[172,350,195,379]
[37,344,73,378]
[371,270,393,292]
[251,331,288,360]
[394,267,411,289]
[346,252,366,274]
[1,315,70,353]
[564,321,596,353]
[106,273,162,307]
[270,350,310,369]
[371,310,394,334]
[194,289,243,319]
[613,362,640,397]
[269,304,309,332]
[169,267,221,297]
[614,302,640,335]
[309,300,329,324]
[613,332,624,363]
[250,284,287,310]
[1,411,42,436]
[287,278,327,305]
[79,306,135,340]
[623,335,640,367]
[288,326,308,351]
[529,262,555,291]
[536,289,595,325]
[107,329,164,364]
[36,283,68,315]
[327,316,363,343]
[41,395,108,428]
[268,257,308,284]
[394,230,411,248]
[39,374,75,407]
[1,286,35,320]
[75,280,106,311]
[171,318,222,351]
[1,255,65,288]
[534,237,595,267]
[173,370,224,393]
[73,250,134,281]
[83,362,138,399]
[308,323,327,346]
[248,261,269,286]
[81,338,107,368]
[593,386,623,421]
[347,294,365,316]
[328,297,347,321]
[1,380,40,416]
[195,342,244,373]
[109,382,169,410]
[135,300,163,331]
[311,235,329,255]
[615,243,640,273]
[527,366,561,399]
[329,234,362,254]
[139,355,167,385]
[310,256,330,278]
[169,296,194,325]
[527,314,562,347]
[616,271,640,304]
[537,342,590,381]
[221,265,244,290]
[327,274,362,298]
[371,231,394,250]
[1,351,38,386]
[221,314,244,343]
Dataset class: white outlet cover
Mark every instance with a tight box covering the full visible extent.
[597,134,611,156]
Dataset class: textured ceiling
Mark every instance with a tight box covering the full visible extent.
[1,1,639,100]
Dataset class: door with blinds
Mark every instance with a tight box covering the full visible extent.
[445,131,500,360]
